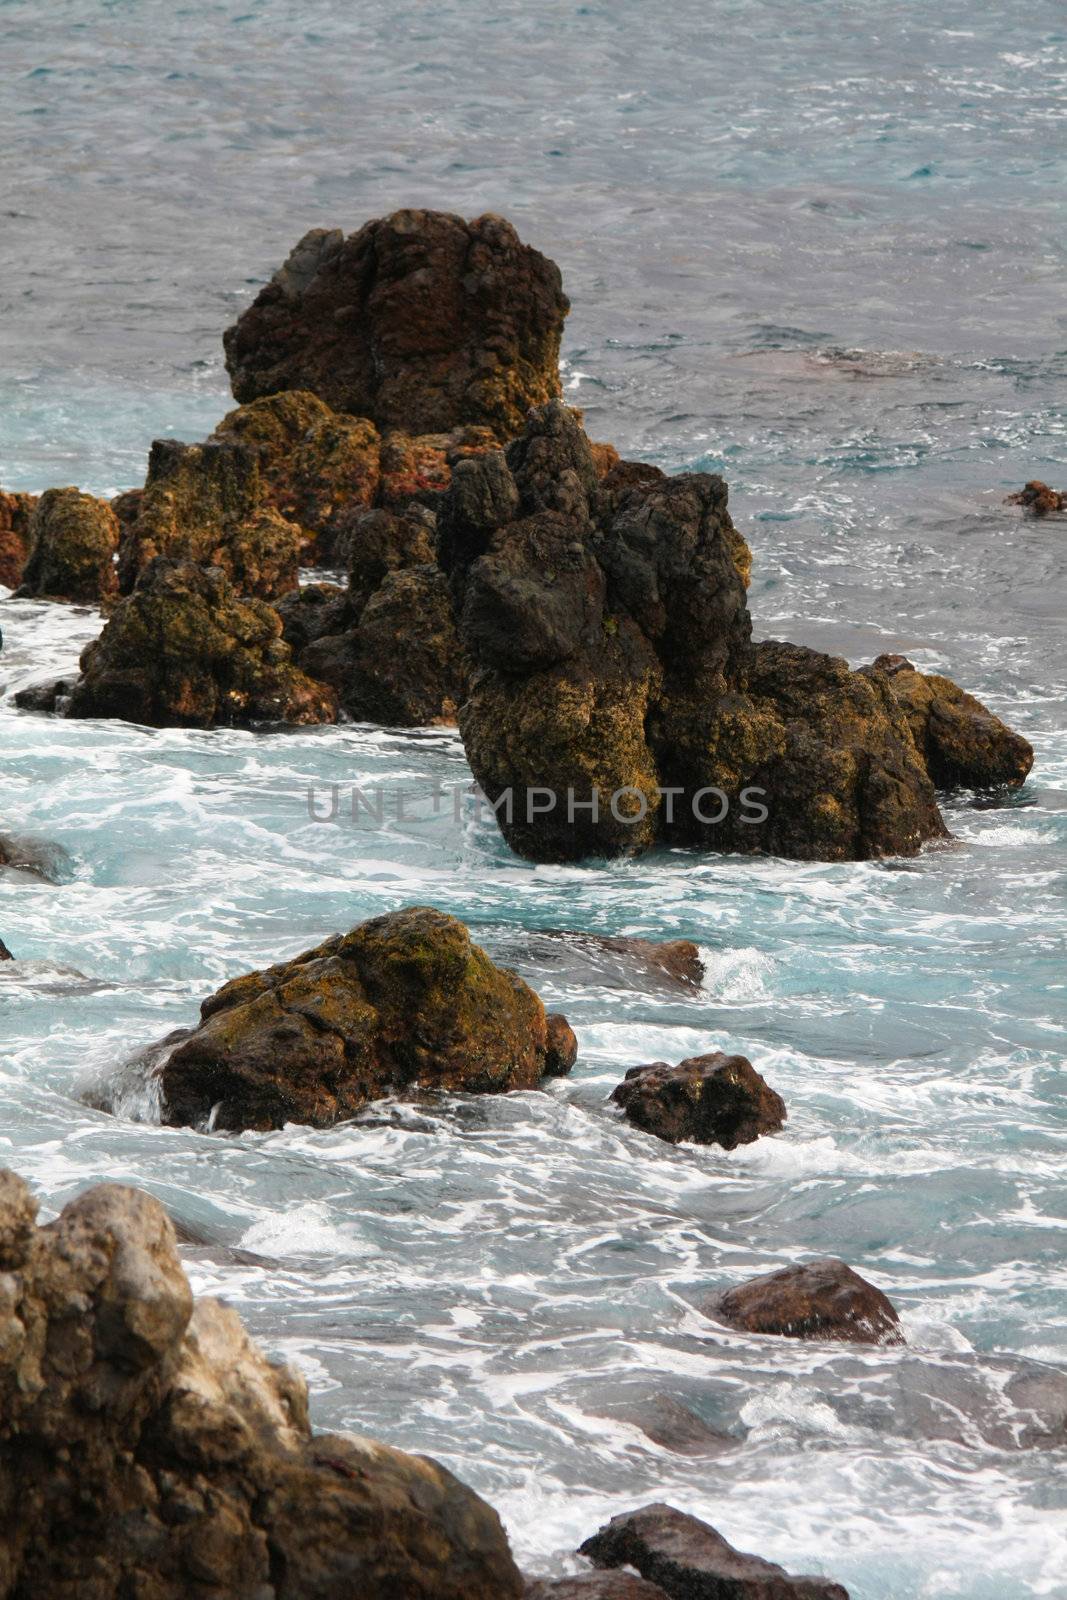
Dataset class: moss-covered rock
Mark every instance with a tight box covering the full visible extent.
[144,906,576,1131]
[14,487,119,602]
[862,653,1033,790]
[0,489,36,589]
[118,439,302,600]
[67,559,337,728]
[223,210,569,440]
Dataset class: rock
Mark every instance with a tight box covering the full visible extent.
[0,1168,523,1599]
[300,565,466,726]
[145,905,576,1131]
[0,833,72,883]
[224,210,569,440]
[118,438,302,600]
[0,489,36,588]
[1007,480,1065,515]
[11,676,76,714]
[212,390,381,557]
[66,559,337,729]
[527,1576,669,1599]
[343,505,438,615]
[275,581,353,653]
[706,1258,904,1346]
[545,1012,579,1075]
[110,487,144,528]
[0,936,12,960]
[611,1052,785,1148]
[861,654,1033,790]
[14,486,119,601]
[579,1505,849,1600]
[496,930,705,993]
[595,1393,736,1457]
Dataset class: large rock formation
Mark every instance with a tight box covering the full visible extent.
[579,1504,849,1600]
[66,559,336,728]
[611,1052,785,1148]
[138,906,576,1131]
[117,439,302,600]
[0,489,36,588]
[0,1168,523,1599]
[14,487,119,602]
[705,1258,904,1346]
[441,401,946,863]
[223,209,569,440]
[862,654,1034,790]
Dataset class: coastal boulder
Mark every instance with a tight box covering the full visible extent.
[1008,480,1064,515]
[223,209,569,439]
[706,1258,904,1346]
[0,1169,523,1600]
[14,486,119,602]
[67,559,336,728]
[611,1052,785,1148]
[118,438,302,599]
[0,489,36,588]
[579,1504,849,1600]
[862,653,1033,790]
[150,905,577,1131]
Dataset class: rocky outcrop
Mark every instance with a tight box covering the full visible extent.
[1008,480,1065,515]
[118,438,302,600]
[14,487,119,602]
[66,559,336,728]
[527,1577,669,1599]
[0,936,12,960]
[706,1259,903,1345]
[0,1168,523,1600]
[862,654,1033,790]
[611,1052,785,1148]
[0,489,36,588]
[141,906,576,1132]
[344,505,438,612]
[579,1505,849,1600]
[442,402,945,864]
[223,209,568,440]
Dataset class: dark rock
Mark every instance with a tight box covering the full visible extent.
[545,1012,579,1075]
[580,1504,849,1600]
[223,209,569,440]
[707,1258,904,1346]
[612,1052,785,1148]
[0,1168,523,1599]
[275,582,353,655]
[110,487,144,528]
[12,677,75,715]
[14,487,119,602]
[1007,480,1065,515]
[147,905,576,1132]
[343,505,438,616]
[527,1576,669,1599]
[118,438,302,600]
[497,930,705,993]
[862,654,1033,790]
[595,1393,737,1457]
[0,833,72,883]
[0,489,36,588]
[0,936,13,960]
[66,559,337,729]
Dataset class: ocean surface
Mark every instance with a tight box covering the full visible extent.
[1,2,1066,1595]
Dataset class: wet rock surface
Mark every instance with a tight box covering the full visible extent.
[66,559,337,728]
[1007,480,1065,515]
[0,488,36,588]
[612,1052,786,1148]
[0,1168,523,1600]
[527,1576,670,1599]
[223,209,569,439]
[145,906,576,1132]
[0,832,72,883]
[862,653,1034,790]
[706,1258,904,1346]
[0,936,13,960]
[579,1504,849,1600]
[14,486,119,602]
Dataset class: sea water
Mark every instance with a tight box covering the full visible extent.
[1,3,1065,1595]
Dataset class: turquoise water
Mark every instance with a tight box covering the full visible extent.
[2,3,1066,1595]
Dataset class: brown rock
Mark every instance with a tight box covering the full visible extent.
[342,505,438,615]
[707,1258,904,1345]
[545,1012,580,1075]
[15,487,119,601]
[223,210,568,439]
[862,654,1033,790]
[0,489,36,588]
[0,936,13,961]
[1007,480,1065,515]
[580,1505,849,1600]
[612,1052,785,1148]
[527,1576,669,1599]
[275,581,352,654]
[0,1168,523,1599]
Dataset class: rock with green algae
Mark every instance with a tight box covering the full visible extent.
[861,653,1033,791]
[117,437,302,600]
[222,208,569,440]
[66,558,337,729]
[138,906,577,1132]
[0,488,37,589]
[14,487,119,602]
[0,1168,524,1600]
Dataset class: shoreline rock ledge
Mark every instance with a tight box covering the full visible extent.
[0,1167,524,1599]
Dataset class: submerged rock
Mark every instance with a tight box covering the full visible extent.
[579,1504,849,1600]
[594,1392,736,1458]
[496,930,705,993]
[223,209,569,440]
[67,559,336,729]
[0,833,72,883]
[611,1052,785,1148]
[862,653,1033,790]
[527,1577,669,1599]
[0,1168,523,1600]
[148,906,576,1131]
[1007,480,1065,515]
[0,488,36,588]
[118,438,302,600]
[14,486,119,602]
[706,1258,904,1346]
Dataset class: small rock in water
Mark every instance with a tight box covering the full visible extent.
[595,1392,737,1457]
[579,1503,849,1599]
[0,936,13,961]
[611,1052,785,1149]
[0,832,72,883]
[1007,480,1065,515]
[706,1258,904,1346]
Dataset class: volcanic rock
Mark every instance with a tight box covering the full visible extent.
[0,489,36,588]
[706,1258,904,1346]
[1008,480,1065,515]
[862,653,1033,790]
[0,936,12,960]
[14,487,119,602]
[527,1576,669,1600]
[612,1052,785,1148]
